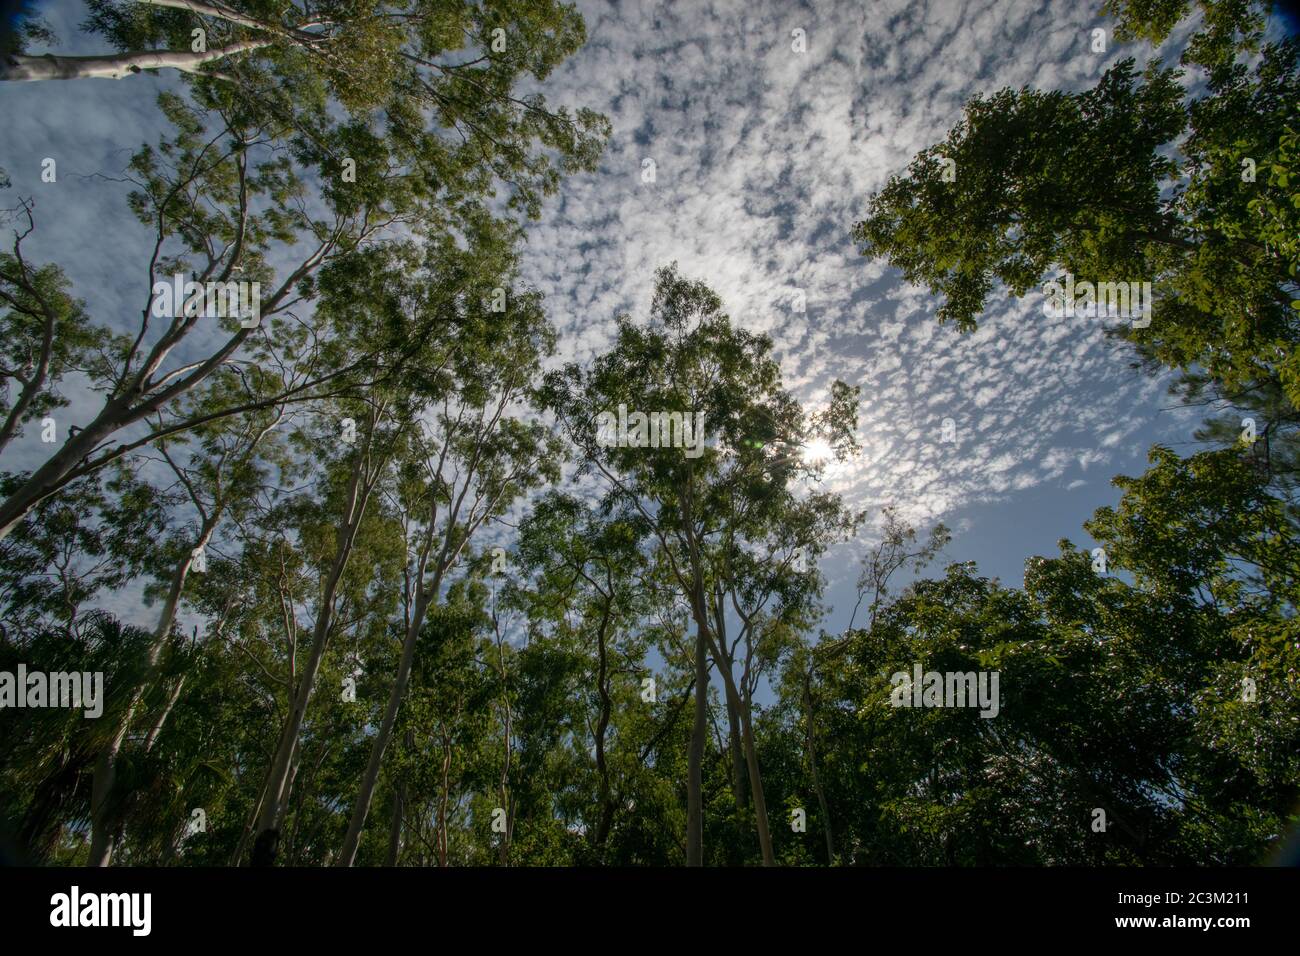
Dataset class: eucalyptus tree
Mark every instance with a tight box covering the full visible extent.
[87,373,293,865]
[710,490,860,836]
[4,1,609,223]
[335,270,564,866]
[541,264,860,866]
[851,0,1299,483]
[0,92,402,541]
[0,204,106,459]
[846,505,950,634]
[248,391,403,865]
[216,442,404,868]
[219,219,529,864]
[384,592,496,866]
[0,466,171,643]
[708,511,857,864]
[509,491,654,859]
[219,242,410,865]
[0,0,608,541]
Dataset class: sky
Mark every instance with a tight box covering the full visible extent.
[3,0,1279,637]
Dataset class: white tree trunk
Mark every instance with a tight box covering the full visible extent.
[2,41,268,82]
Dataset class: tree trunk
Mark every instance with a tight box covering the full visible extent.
[251,454,371,864]
[336,584,437,866]
[685,551,774,865]
[1,41,270,82]
[142,676,186,753]
[803,669,835,865]
[0,402,126,543]
[438,729,451,867]
[385,782,404,867]
[88,515,215,866]
[716,641,748,812]
[709,596,749,814]
[592,600,616,855]
[705,642,775,866]
[697,589,773,864]
[230,765,274,865]
[731,681,776,866]
[686,624,708,866]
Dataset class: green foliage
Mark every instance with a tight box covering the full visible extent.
[2,0,1298,869]
[852,0,1300,491]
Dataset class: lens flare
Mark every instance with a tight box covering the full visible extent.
[801,437,833,465]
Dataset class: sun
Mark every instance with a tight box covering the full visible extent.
[801,437,834,466]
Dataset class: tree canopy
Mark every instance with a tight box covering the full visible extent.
[0,0,1297,869]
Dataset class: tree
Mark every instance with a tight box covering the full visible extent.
[543,264,861,866]
[848,504,950,633]
[0,95,399,541]
[780,439,1299,865]
[510,492,654,859]
[0,0,608,541]
[851,0,1299,485]
[0,205,106,457]
[334,268,562,866]
[88,377,290,865]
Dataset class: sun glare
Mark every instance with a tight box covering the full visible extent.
[802,437,834,465]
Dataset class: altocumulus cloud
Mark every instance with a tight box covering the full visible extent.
[0,0,1213,626]
[511,0,1199,542]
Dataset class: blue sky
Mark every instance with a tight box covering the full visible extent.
[4,0,1280,636]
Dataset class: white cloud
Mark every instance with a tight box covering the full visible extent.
[0,0,1203,631]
